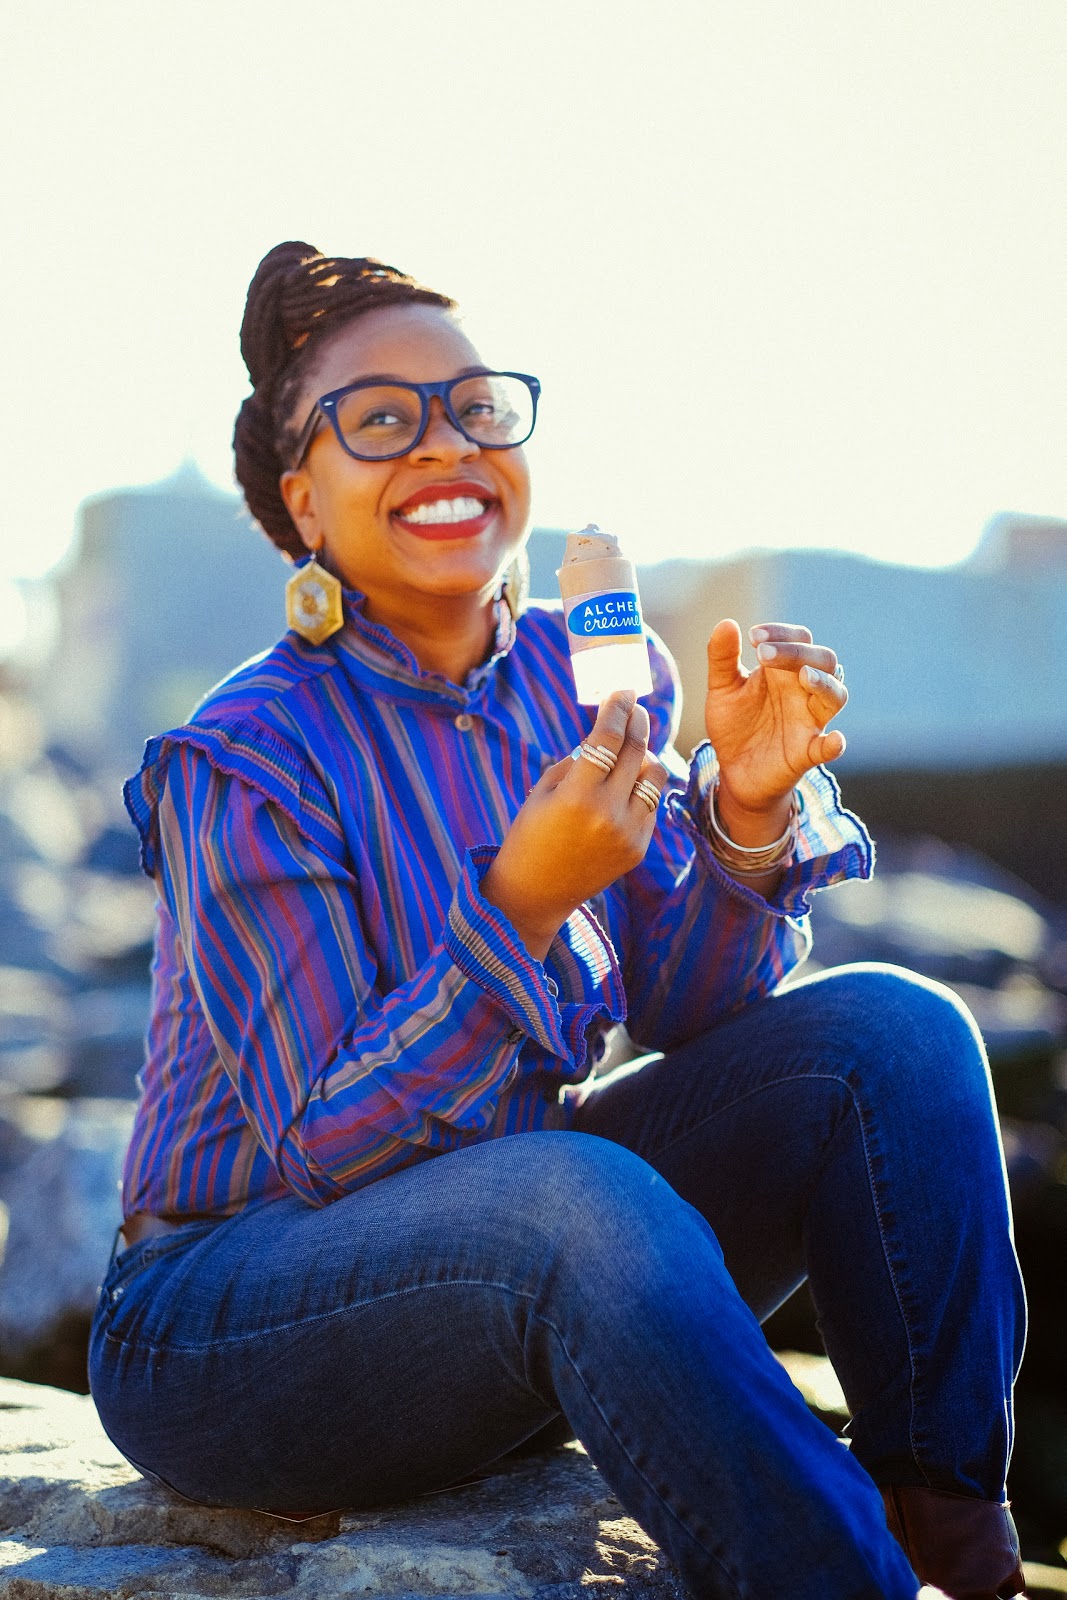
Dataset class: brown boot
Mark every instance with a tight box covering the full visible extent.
[881,1485,1026,1600]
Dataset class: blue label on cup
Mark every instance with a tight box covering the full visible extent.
[566,591,644,639]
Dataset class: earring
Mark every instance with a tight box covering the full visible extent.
[501,548,530,622]
[285,552,344,645]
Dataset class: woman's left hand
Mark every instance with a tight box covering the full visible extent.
[704,618,848,826]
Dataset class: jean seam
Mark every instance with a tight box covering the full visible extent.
[845,1086,928,1488]
[534,1313,743,1598]
[631,1070,926,1487]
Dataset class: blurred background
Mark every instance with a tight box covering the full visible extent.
[0,0,1065,1572]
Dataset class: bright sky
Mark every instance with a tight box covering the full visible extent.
[1,1,1066,645]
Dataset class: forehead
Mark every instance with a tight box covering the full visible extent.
[304,304,483,399]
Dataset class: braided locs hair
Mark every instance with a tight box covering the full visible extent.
[233,241,456,559]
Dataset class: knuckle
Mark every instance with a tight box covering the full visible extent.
[624,837,647,870]
[593,714,626,746]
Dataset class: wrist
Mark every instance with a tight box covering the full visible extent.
[713,776,794,849]
[479,863,565,962]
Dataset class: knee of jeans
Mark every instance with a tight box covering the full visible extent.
[516,1132,724,1294]
[804,962,992,1115]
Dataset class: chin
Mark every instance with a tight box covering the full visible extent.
[407,554,510,598]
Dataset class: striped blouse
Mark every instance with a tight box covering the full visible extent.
[120,591,874,1219]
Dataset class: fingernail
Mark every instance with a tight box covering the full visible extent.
[803,665,821,688]
[756,643,777,662]
[749,627,768,643]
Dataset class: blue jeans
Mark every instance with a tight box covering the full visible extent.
[89,965,1025,1600]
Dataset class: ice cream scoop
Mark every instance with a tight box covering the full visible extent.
[556,524,654,704]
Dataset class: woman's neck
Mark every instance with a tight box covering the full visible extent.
[363,589,500,684]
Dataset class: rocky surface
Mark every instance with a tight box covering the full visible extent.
[0,1098,132,1385]
[3,1374,1066,1599]
[0,1376,687,1599]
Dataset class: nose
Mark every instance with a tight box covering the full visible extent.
[411,396,479,463]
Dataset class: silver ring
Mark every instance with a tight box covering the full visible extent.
[833,662,845,683]
[571,741,617,774]
[632,778,662,813]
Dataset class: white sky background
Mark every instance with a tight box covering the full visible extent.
[1,0,1065,623]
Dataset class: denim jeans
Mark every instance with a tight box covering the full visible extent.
[89,964,1025,1600]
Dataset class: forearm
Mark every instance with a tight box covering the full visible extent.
[611,854,811,1052]
[163,759,626,1201]
[611,748,874,1049]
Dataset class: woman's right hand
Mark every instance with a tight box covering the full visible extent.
[480,691,669,960]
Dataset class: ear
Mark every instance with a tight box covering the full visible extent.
[279,468,325,554]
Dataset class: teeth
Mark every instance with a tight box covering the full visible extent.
[397,496,488,525]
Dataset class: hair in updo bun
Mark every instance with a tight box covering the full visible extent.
[233,241,455,558]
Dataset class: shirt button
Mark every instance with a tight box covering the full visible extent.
[507,1027,524,1043]
[454,712,474,732]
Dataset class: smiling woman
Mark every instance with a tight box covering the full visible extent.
[274,307,535,684]
[86,241,1027,1600]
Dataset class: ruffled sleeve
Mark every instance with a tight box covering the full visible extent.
[124,717,345,876]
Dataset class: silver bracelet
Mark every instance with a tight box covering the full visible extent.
[707,782,799,875]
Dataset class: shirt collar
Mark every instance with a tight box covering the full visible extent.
[330,586,517,708]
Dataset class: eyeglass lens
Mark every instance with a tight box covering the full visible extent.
[333,375,534,459]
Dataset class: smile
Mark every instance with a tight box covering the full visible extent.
[394,496,490,527]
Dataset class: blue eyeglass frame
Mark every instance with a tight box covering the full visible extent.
[291,370,541,468]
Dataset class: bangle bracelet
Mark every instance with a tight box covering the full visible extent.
[707,782,798,876]
[709,787,795,855]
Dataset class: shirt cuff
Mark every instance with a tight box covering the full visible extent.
[665,741,875,917]
[444,846,626,1073]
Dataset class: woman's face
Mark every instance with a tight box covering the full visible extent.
[280,303,532,618]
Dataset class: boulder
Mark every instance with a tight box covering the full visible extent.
[3,1374,1066,1600]
[0,1376,687,1598]
[0,1098,132,1386]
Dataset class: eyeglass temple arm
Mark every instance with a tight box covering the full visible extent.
[291,405,325,471]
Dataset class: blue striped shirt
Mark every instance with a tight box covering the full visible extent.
[121,593,874,1218]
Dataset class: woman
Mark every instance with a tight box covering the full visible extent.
[89,242,1026,1600]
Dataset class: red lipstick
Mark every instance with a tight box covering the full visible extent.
[391,481,498,541]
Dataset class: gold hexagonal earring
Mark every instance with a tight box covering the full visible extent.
[285,553,344,645]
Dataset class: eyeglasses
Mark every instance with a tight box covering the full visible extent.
[291,370,541,467]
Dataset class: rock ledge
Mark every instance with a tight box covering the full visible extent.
[0,1377,686,1599]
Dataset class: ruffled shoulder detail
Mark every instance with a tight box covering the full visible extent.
[123,717,344,877]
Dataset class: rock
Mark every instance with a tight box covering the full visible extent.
[806,834,1067,1061]
[64,985,151,1099]
[0,1099,132,1383]
[774,1349,849,1429]
[3,1374,1065,1599]
[0,1377,687,1599]
[0,968,72,1095]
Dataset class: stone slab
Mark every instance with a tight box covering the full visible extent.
[0,1377,686,1599]
[6,1371,1063,1597]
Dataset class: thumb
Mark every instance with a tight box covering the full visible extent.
[536,755,575,793]
[707,618,747,693]
[809,728,846,766]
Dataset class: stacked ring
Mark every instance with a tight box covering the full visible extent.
[833,662,845,683]
[570,742,618,774]
[632,777,661,814]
